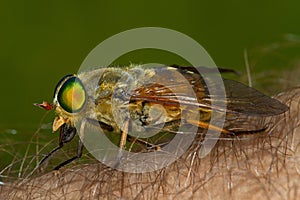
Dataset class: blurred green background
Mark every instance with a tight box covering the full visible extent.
[0,0,300,175]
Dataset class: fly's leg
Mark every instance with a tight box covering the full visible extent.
[38,145,63,169]
[54,139,83,170]
[187,119,267,136]
[119,120,129,152]
[39,118,114,171]
[127,137,162,152]
[53,124,79,170]
[226,127,268,136]
[187,119,231,134]
[113,120,129,169]
[52,118,93,170]
[56,117,116,170]
[39,124,77,170]
[38,124,77,170]
[75,117,127,169]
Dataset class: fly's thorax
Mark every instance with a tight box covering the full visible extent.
[81,66,157,131]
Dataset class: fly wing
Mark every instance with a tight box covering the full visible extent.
[171,65,289,116]
[129,81,267,133]
[221,79,288,132]
[131,67,288,116]
[223,79,288,116]
[129,66,288,133]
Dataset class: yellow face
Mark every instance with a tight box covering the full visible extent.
[52,75,86,131]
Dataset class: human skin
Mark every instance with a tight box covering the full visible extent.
[1,88,300,200]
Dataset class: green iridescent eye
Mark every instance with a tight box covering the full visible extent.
[55,75,86,113]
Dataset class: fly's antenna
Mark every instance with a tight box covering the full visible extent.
[244,49,253,87]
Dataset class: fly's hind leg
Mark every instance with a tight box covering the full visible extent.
[187,119,231,135]
[226,127,268,136]
[186,119,267,137]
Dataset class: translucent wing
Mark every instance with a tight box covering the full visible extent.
[131,66,288,116]
[129,66,288,133]
[216,79,288,116]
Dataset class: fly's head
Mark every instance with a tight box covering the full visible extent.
[35,74,87,132]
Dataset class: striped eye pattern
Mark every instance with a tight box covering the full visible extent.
[54,75,86,113]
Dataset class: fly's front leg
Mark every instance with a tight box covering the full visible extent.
[54,139,83,170]
[53,119,89,170]
[52,124,77,170]
[38,145,63,170]
[54,117,114,170]
[51,117,130,170]
[39,123,79,170]
[187,119,231,134]
[38,123,76,170]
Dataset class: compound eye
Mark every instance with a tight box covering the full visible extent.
[56,76,86,113]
